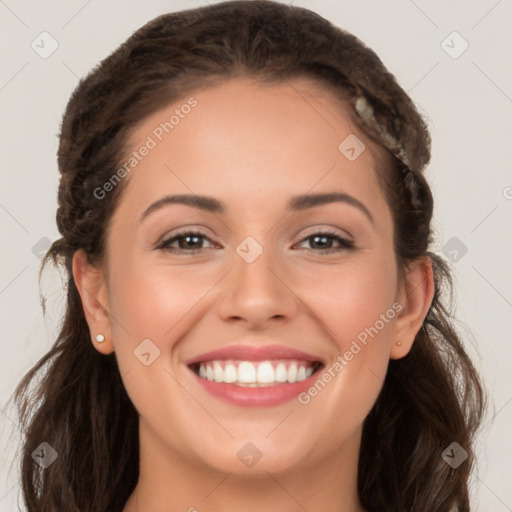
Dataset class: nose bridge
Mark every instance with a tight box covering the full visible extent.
[237,235,277,283]
[216,232,298,325]
[233,233,283,294]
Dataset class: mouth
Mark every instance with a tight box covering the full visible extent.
[189,359,323,387]
[185,345,325,407]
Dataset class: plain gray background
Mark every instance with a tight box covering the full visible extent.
[1,0,511,510]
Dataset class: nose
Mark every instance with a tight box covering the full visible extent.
[216,241,300,330]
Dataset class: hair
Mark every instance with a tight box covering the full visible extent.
[11,1,485,511]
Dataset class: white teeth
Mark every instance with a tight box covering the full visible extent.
[196,360,317,386]
[238,361,256,383]
[288,363,298,383]
[224,363,237,383]
[275,363,288,382]
[213,361,223,383]
[257,362,275,383]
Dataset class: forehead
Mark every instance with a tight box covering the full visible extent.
[115,76,390,225]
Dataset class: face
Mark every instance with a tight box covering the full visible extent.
[84,77,410,477]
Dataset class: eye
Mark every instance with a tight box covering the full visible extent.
[296,231,354,254]
[157,230,216,253]
[156,229,355,255]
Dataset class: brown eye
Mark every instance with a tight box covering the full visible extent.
[297,231,354,254]
[157,231,214,252]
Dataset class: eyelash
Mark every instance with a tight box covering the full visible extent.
[156,229,355,255]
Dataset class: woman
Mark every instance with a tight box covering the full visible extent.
[13,1,485,510]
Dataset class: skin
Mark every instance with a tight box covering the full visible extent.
[73,76,434,512]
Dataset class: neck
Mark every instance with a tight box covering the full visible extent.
[123,422,365,512]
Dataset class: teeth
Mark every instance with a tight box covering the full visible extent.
[288,363,297,383]
[224,364,237,383]
[196,360,317,386]
[238,361,256,383]
[257,362,275,383]
[213,361,223,383]
[275,363,287,382]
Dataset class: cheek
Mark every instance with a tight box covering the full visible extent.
[105,261,216,424]
[282,258,398,461]
[297,255,397,347]
[295,254,397,402]
[109,259,213,339]
[106,259,227,390]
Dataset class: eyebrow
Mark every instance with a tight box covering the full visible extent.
[139,191,374,225]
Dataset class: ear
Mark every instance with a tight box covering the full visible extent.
[390,255,435,359]
[72,249,114,354]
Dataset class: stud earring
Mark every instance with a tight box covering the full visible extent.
[396,340,402,346]
[95,334,105,343]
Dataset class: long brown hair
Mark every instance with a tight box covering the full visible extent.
[11,1,485,510]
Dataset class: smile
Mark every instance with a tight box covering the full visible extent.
[193,359,320,387]
[185,344,325,407]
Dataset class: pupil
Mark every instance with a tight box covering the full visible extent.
[312,235,331,249]
[181,235,201,249]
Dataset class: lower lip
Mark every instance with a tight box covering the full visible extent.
[189,367,321,407]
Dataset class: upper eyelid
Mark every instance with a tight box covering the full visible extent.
[161,226,351,240]
[156,225,215,242]
[161,222,353,238]
[292,226,353,243]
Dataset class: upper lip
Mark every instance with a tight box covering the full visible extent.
[185,344,324,366]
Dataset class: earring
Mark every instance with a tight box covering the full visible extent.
[95,334,105,343]
[396,340,402,346]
